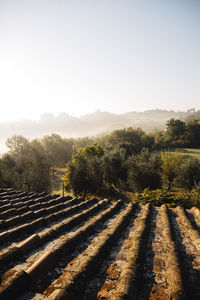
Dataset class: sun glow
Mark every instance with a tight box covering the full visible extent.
[0,1,199,122]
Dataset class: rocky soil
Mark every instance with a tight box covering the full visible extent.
[0,189,200,299]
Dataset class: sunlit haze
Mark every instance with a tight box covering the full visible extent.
[0,0,200,122]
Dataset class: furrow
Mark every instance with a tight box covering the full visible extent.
[32,200,124,295]
[0,196,79,232]
[168,206,200,299]
[176,206,200,252]
[187,207,200,232]
[47,202,134,300]
[0,200,123,299]
[85,204,143,300]
[105,203,151,300]
[0,195,56,219]
[151,205,185,299]
[0,198,106,274]
[0,197,97,249]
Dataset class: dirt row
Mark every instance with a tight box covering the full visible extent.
[1,189,200,299]
[0,197,98,249]
[0,195,76,231]
[0,197,104,268]
[0,199,123,299]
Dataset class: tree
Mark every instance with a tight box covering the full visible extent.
[102,147,127,192]
[107,127,149,156]
[28,139,51,192]
[73,143,104,160]
[175,157,200,190]
[6,135,33,190]
[2,135,51,192]
[166,118,186,138]
[0,154,17,188]
[42,134,73,176]
[6,135,29,154]
[185,120,200,148]
[165,118,186,147]
[127,150,162,192]
[72,137,94,154]
[154,131,167,149]
[64,144,104,197]
[161,152,182,190]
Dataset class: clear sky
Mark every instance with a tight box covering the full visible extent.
[0,0,199,121]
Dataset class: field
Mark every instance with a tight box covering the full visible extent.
[168,148,200,159]
[1,189,200,299]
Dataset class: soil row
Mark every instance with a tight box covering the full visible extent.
[0,200,124,299]
[168,206,200,299]
[1,188,200,300]
[47,202,135,300]
[0,197,104,272]
[0,195,75,231]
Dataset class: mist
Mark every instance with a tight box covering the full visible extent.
[0,109,194,154]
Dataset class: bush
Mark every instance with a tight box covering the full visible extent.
[127,150,162,192]
[64,144,104,197]
[102,148,127,192]
[132,188,200,208]
[175,157,200,190]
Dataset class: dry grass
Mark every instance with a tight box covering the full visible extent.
[168,148,200,159]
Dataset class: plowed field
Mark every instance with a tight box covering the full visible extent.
[0,189,200,299]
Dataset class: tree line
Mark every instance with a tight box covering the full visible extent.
[0,134,92,192]
[0,118,200,195]
[64,142,200,198]
[155,118,200,148]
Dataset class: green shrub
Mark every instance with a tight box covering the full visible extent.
[127,150,162,192]
[132,188,200,208]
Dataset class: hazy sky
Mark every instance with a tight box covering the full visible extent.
[0,0,199,121]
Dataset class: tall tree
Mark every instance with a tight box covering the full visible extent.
[185,120,200,148]
[64,144,104,197]
[127,150,162,192]
[161,152,182,190]
[3,135,51,192]
[42,134,73,176]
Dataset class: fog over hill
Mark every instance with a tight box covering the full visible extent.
[0,109,198,153]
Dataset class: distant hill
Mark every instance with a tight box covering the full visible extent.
[0,109,199,153]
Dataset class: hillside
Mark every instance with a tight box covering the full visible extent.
[1,189,200,299]
[0,109,195,153]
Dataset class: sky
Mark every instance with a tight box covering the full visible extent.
[0,0,200,122]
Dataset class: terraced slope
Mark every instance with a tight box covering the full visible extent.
[0,189,200,299]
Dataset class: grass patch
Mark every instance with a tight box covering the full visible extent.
[167,148,200,159]
[184,148,200,153]
[132,188,200,208]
